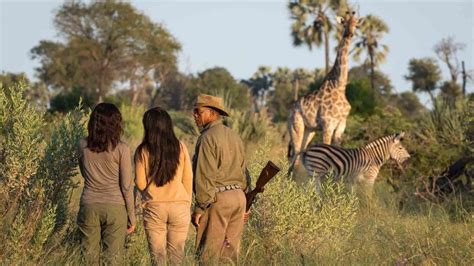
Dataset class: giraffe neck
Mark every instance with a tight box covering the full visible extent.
[324,31,354,90]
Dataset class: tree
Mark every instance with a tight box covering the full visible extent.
[186,67,251,111]
[268,67,293,121]
[289,0,349,74]
[433,37,465,84]
[31,0,180,104]
[291,68,315,101]
[268,67,317,121]
[352,14,389,94]
[348,65,393,96]
[405,58,442,104]
[346,79,377,117]
[243,66,273,111]
[388,91,426,119]
[439,81,462,105]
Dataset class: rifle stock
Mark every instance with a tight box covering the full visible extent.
[245,161,280,211]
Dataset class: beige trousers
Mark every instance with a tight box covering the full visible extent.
[195,189,246,264]
[143,202,191,265]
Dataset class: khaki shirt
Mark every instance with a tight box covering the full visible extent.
[193,120,247,214]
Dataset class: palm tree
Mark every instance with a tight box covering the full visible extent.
[289,0,348,74]
[352,14,389,95]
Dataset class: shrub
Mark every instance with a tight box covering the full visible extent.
[245,142,359,256]
[0,82,88,263]
[49,87,94,113]
[0,82,46,213]
[120,103,145,142]
[225,108,275,144]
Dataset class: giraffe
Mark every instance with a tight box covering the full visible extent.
[288,11,364,173]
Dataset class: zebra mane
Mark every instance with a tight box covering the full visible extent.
[363,134,397,150]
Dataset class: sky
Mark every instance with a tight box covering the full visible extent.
[1,0,473,106]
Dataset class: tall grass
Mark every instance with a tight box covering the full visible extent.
[0,83,472,264]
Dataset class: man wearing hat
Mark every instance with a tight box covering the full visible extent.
[191,93,248,263]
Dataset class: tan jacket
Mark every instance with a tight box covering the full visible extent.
[135,142,193,205]
[192,120,247,214]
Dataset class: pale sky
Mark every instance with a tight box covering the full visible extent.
[1,0,473,106]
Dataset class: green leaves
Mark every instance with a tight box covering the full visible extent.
[405,57,442,103]
[31,0,181,103]
[0,82,46,197]
[246,142,359,254]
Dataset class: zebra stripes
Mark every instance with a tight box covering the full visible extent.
[302,133,410,185]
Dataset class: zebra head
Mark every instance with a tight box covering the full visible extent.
[389,132,410,167]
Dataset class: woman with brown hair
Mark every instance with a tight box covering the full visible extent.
[135,107,193,265]
[77,103,136,265]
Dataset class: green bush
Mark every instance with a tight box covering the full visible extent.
[49,87,94,113]
[244,142,359,256]
[0,82,88,264]
[120,103,145,142]
[225,108,275,144]
[0,82,46,213]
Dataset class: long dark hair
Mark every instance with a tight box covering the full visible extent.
[87,103,123,153]
[135,107,180,187]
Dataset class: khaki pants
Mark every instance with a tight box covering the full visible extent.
[143,202,191,265]
[77,203,127,266]
[195,189,246,264]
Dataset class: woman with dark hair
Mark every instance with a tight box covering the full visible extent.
[135,107,192,265]
[77,103,136,265]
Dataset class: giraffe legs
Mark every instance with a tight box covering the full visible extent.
[303,131,316,152]
[332,120,347,146]
[288,109,314,173]
[322,121,337,145]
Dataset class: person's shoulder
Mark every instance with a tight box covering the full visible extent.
[179,141,190,155]
[78,138,87,149]
[117,140,130,152]
[179,141,188,150]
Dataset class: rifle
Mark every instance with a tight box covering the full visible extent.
[245,161,280,211]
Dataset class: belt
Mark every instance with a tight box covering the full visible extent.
[215,184,241,193]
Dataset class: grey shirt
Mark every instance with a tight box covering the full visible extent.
[78,138,136,226]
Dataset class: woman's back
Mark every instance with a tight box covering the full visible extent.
[78,138,133,206]
[135,142,192,204]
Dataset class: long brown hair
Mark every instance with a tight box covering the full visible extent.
[135,107,180,187]
[87,103,123,153]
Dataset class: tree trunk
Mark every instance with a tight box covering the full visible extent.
[369,52,375,93]
[462,61,467,96]
[427,90,436,105]
[130,77,138,106]
[324,30,330,74]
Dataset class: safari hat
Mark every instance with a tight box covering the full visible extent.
[194,93,229,117]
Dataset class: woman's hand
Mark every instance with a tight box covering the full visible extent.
[127,224,136,234]
[192,213,202,228]
[243,210,251,223]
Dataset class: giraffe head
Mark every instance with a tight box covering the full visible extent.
[336,11,364,37]
[388,132,411,167]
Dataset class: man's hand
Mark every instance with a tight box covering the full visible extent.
[243,210,251,223]
[192,213,202,228]
[127,224,136,235]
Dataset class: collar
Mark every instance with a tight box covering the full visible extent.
[200,119,223,133]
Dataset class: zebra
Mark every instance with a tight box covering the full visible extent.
[302,132,410,187]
